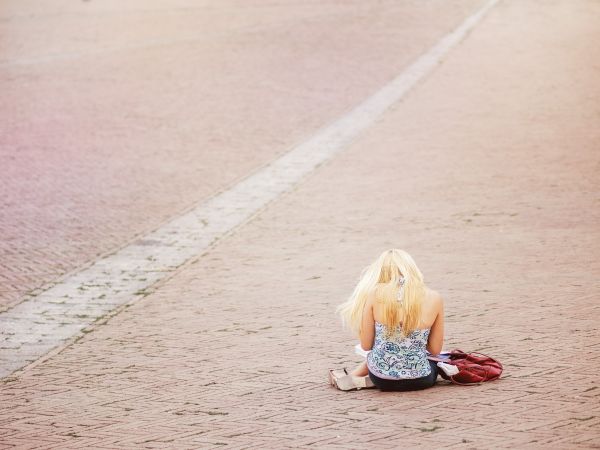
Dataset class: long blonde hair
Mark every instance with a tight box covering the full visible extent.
[336,249,426,337]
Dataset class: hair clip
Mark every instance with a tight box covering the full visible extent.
[397,276,406,303]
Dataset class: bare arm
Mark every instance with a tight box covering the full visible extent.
[359,293,376,351]
[426,293,444,355]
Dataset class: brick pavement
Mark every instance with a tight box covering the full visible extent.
[1,0,600,448]
[0,0,480,310]
[0,0,496,379]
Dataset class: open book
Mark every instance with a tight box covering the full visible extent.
[354,344,370,358]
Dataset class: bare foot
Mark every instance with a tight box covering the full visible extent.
[350,361,369,377]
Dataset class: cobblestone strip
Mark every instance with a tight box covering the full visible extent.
[0,0,497,379]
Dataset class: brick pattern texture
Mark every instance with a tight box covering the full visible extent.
[0,0,480,310]
[1,0,599,448]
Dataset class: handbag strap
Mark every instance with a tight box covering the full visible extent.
[450,350,504,369]
[428,350,503,373]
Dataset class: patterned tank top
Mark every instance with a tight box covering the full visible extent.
[367,322,431,379]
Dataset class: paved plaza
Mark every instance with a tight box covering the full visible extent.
[1,0,599,448]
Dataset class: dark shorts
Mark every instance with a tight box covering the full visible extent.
[368,360,439,392]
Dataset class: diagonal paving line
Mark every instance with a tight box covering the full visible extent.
[0,0,497,379]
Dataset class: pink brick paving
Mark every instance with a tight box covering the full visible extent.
[0,0,481,310]
[0,0,498,379]
[1,0,600,448]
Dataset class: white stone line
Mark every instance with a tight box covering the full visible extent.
[0,0,497,379]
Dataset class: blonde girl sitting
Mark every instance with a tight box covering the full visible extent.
[330,249,444,391]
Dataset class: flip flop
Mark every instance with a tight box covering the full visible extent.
[328,368,348,386]
[329,369,375,391]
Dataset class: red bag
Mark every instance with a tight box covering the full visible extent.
[429,349,503,385]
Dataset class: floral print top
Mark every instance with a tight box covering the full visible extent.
[367,322,431,380]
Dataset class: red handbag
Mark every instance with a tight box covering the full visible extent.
[429,350,503,385]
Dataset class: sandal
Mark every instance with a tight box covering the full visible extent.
[328,368,348,386]
[329,368,375,391]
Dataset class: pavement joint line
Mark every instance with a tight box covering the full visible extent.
[0,0,498,380]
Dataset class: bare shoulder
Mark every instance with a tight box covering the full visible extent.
[424,287,444,309]
[365,288,377,307]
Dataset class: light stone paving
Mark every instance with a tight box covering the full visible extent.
[0,0,497,379]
